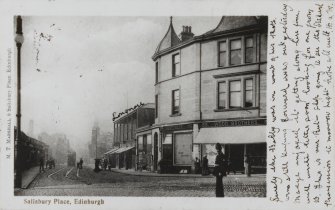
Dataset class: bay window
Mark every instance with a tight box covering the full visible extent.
[218,35,256,67]
[216,76,256,110]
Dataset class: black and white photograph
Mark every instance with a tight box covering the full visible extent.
[12,15,268,198]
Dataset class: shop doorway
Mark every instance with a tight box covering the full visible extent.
[153,133,158,171]
[226,144,245,173]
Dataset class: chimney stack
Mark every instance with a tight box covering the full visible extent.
[179,25,194,42]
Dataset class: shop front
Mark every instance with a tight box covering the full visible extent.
[136,132,153,171]
[159,123,194,173]
[194,119,267,174]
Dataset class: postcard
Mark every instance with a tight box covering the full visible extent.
[0,0,333,210]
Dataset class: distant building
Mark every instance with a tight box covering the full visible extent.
[38,132,71,164]
[89,124,100,159]
[150,16,268,174]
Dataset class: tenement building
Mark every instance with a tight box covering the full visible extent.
[151,16,268,174]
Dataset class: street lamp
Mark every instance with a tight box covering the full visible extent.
[14,16,24,188]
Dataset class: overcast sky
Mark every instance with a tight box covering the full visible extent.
[20,16,221,148]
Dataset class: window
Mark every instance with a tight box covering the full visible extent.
[230,39,242,65]
[172,89,180,114]
[229,80,241,108]
[216,77,256,110]
[244,78,253,107]
[218,82,227,109]
[219,41,227,67]
[245,37,254,63]
[155,94,158,118]
[172,53,180,77]
[218,35,256,67]
[155,62,159,83]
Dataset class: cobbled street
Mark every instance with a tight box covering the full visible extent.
[15,165,266,197]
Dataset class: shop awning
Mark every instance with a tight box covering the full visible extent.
[194,126,266,144]
[115,146,135,154]
[104,148,119,155]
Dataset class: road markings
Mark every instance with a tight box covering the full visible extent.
[65,167,74,178]
[48,167,65,178]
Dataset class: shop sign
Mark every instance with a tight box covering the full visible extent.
[161,123,193,132]
[200,119,266,128]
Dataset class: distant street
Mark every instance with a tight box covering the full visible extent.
[15,165,266,197]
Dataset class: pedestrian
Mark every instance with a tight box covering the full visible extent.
[213,143,226,197]
[103,158,108,171]
[79,158,83,169]
[39,157,45,173]
[202,155,209,175]
[244,154,251,177]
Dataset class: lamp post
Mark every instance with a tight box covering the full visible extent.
[14,16,24,188]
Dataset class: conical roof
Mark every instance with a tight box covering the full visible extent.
[154,17,181,54]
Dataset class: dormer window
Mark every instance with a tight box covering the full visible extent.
[172,53,180,77]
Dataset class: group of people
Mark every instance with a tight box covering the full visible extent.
[100,157,111,171]
[39,157,56,173]
[194,156,210,175]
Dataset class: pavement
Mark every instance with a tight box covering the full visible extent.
[20,166,41,189]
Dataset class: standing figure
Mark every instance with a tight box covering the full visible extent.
[213,143,226,197]
[79,158,83,169]
[202,155,209,175]
[39,157,45,173]
[194,157,200,174]
[244,154,251,177]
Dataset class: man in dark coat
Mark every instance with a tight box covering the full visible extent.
[39,157,45,173]
[214,143,226,197]
[79,158,83,169]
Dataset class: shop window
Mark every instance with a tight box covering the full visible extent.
[230,39,242,65]
[245,37,254,63]
[172,89,180,114]
[162,134,173,161]
[172,53,180,77]
[143,135,147,154]
[218,41,227,67]
[218,81,227,109]
[229,80,241,108]
[244,78,253,107]
[147,134,152,154]
[138,136,143,152]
